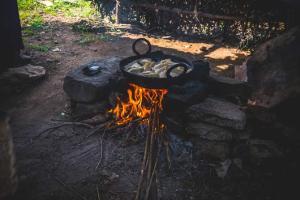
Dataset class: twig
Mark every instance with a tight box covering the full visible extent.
[88,117,146,139]
[145,131,161,200]
[95,127,108,170]
[147,129,155,182]
[80,115,110,126]
[125,122,139,144]
[86,121,111,138]
[135,129,151,200]
[163,135,172,170]
[96,185,101,200]
[34,122,94,139]
[145,156,159,200]
[135,105,163,200]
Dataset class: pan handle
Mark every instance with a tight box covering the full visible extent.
[166,63,189,80]
[132,38,152,56]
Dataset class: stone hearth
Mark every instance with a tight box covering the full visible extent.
[63,56,282,178]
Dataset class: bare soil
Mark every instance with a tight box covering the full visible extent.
[0,15,266,200]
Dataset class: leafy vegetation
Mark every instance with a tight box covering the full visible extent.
[18,0,99,27]
[28,44,51,52]
[44,0,98,19]
[18,0,45,27]
[76,32,115,45]
[72,20,101,33]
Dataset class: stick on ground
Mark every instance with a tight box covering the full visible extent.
[34,122,94,139]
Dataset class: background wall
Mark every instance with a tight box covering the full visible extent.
[95,0,298,48]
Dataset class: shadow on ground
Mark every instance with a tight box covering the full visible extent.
[3,19,291,200]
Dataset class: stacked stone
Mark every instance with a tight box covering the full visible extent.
[63,57,123,119]
[185,97,247,162]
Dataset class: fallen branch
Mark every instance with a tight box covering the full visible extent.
[80,114,110,126]
[34,122,94,139]
[133,3,237,21]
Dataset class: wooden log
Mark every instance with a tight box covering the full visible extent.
[133,3,237,21]
[0,112,17,199]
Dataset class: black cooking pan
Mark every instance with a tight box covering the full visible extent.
[120,38,195,89]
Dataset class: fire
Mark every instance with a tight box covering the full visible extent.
[109,83,168,126]
[109,83,168,199]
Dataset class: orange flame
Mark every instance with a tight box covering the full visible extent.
[109,84,168,126]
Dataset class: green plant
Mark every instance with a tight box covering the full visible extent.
[98,33,113,41]
[18,0,40,11]
[72,20,100,33]
[18,0,99,26]
[30,16,44,30]
[29,44,50,52]
[18,0,45,26]
[44,0,98,19]
[77,32,115,45]
[77,33,99,45]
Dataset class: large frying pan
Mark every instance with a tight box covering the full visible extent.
[119,38,195,89]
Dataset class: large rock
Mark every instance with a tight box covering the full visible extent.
[212,159,232,178]
[249,139,283,160]
[186,97,246,130]
[233,139,283,165]
[71,101,109,120]
[0,65,46,83]
[63,57,122,103]
[209,72,250,103]
[247,27,300,108]
[186,122,232,141]
[194,140,229,161]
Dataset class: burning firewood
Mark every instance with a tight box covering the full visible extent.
[108,83,168,200]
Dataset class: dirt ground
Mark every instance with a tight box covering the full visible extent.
[0,15,267,200]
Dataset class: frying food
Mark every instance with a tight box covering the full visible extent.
[125,58,190,78]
